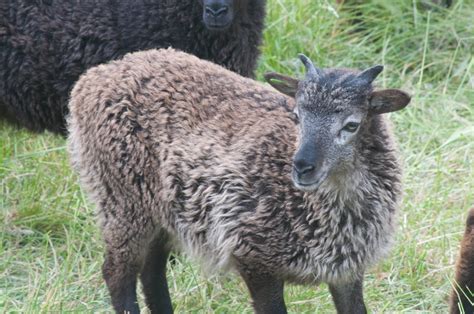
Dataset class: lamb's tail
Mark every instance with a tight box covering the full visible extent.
[450,208,474,314]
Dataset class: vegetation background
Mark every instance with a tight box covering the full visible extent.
[1,0,473,312]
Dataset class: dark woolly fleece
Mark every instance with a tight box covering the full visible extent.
[450,207,474,314]
[0,0,265,134]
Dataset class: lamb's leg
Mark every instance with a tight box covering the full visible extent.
[450,208,474,314]
[102,249,141,314]
[239,271,287,314]
[140,237,173,314]
[101,213,153,314]
[328,275,367,314]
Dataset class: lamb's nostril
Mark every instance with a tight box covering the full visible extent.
[293,162,315,175]
[205,6,229,17]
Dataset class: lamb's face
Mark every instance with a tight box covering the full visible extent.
[265,55,411,192]
[292,73,372,191]
[200,0,235,31]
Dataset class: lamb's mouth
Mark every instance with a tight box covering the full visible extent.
[292,171,329,192]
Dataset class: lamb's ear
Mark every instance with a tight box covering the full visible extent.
[369,89,411,114]
[264,72,299,98]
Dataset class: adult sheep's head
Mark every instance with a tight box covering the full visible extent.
[265,55,411,192]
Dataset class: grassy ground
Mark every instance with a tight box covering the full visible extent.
[1,0,473,312]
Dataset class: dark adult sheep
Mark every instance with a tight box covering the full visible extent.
[68,48,411,313]
[450,207,474,314]
[0,0,265,135]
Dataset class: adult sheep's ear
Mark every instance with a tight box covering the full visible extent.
[369,89,411,114]
[264,72,299,98]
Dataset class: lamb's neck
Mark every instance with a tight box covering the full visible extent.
[304,166,370,216]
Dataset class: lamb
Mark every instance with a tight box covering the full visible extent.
[0,0,265,135]
[67,48,411,313]
[450,207,474,314]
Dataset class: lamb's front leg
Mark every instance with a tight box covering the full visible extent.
[328,273,367,314]
[239,270,287,314]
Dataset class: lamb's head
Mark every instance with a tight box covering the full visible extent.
[265,55,411,192]
[199,0,264,31]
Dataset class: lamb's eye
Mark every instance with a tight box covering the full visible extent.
[342,122,360,133]
[293,107,299,116]
[292,108,300,123]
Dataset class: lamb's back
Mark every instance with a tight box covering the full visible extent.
[68,49,296,202]
[71,49,292,135]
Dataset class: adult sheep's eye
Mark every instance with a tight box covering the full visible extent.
[342,122,360,133]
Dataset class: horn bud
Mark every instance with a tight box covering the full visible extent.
[298,54,322,78]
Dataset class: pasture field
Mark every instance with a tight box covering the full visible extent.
[1,0,473,312]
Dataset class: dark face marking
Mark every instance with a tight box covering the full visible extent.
[292,74,370,191]
[265,55,411,192]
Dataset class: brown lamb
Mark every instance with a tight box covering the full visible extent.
[68,48,411,314]
[451,207,474,314]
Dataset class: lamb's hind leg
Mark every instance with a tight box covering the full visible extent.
[101,216,153,314]
[102,247,141,314]
[140,234,173,314]
[328,274,367,314]
[239,270,287,314]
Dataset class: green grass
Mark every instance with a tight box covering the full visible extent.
[1,0,473,312]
